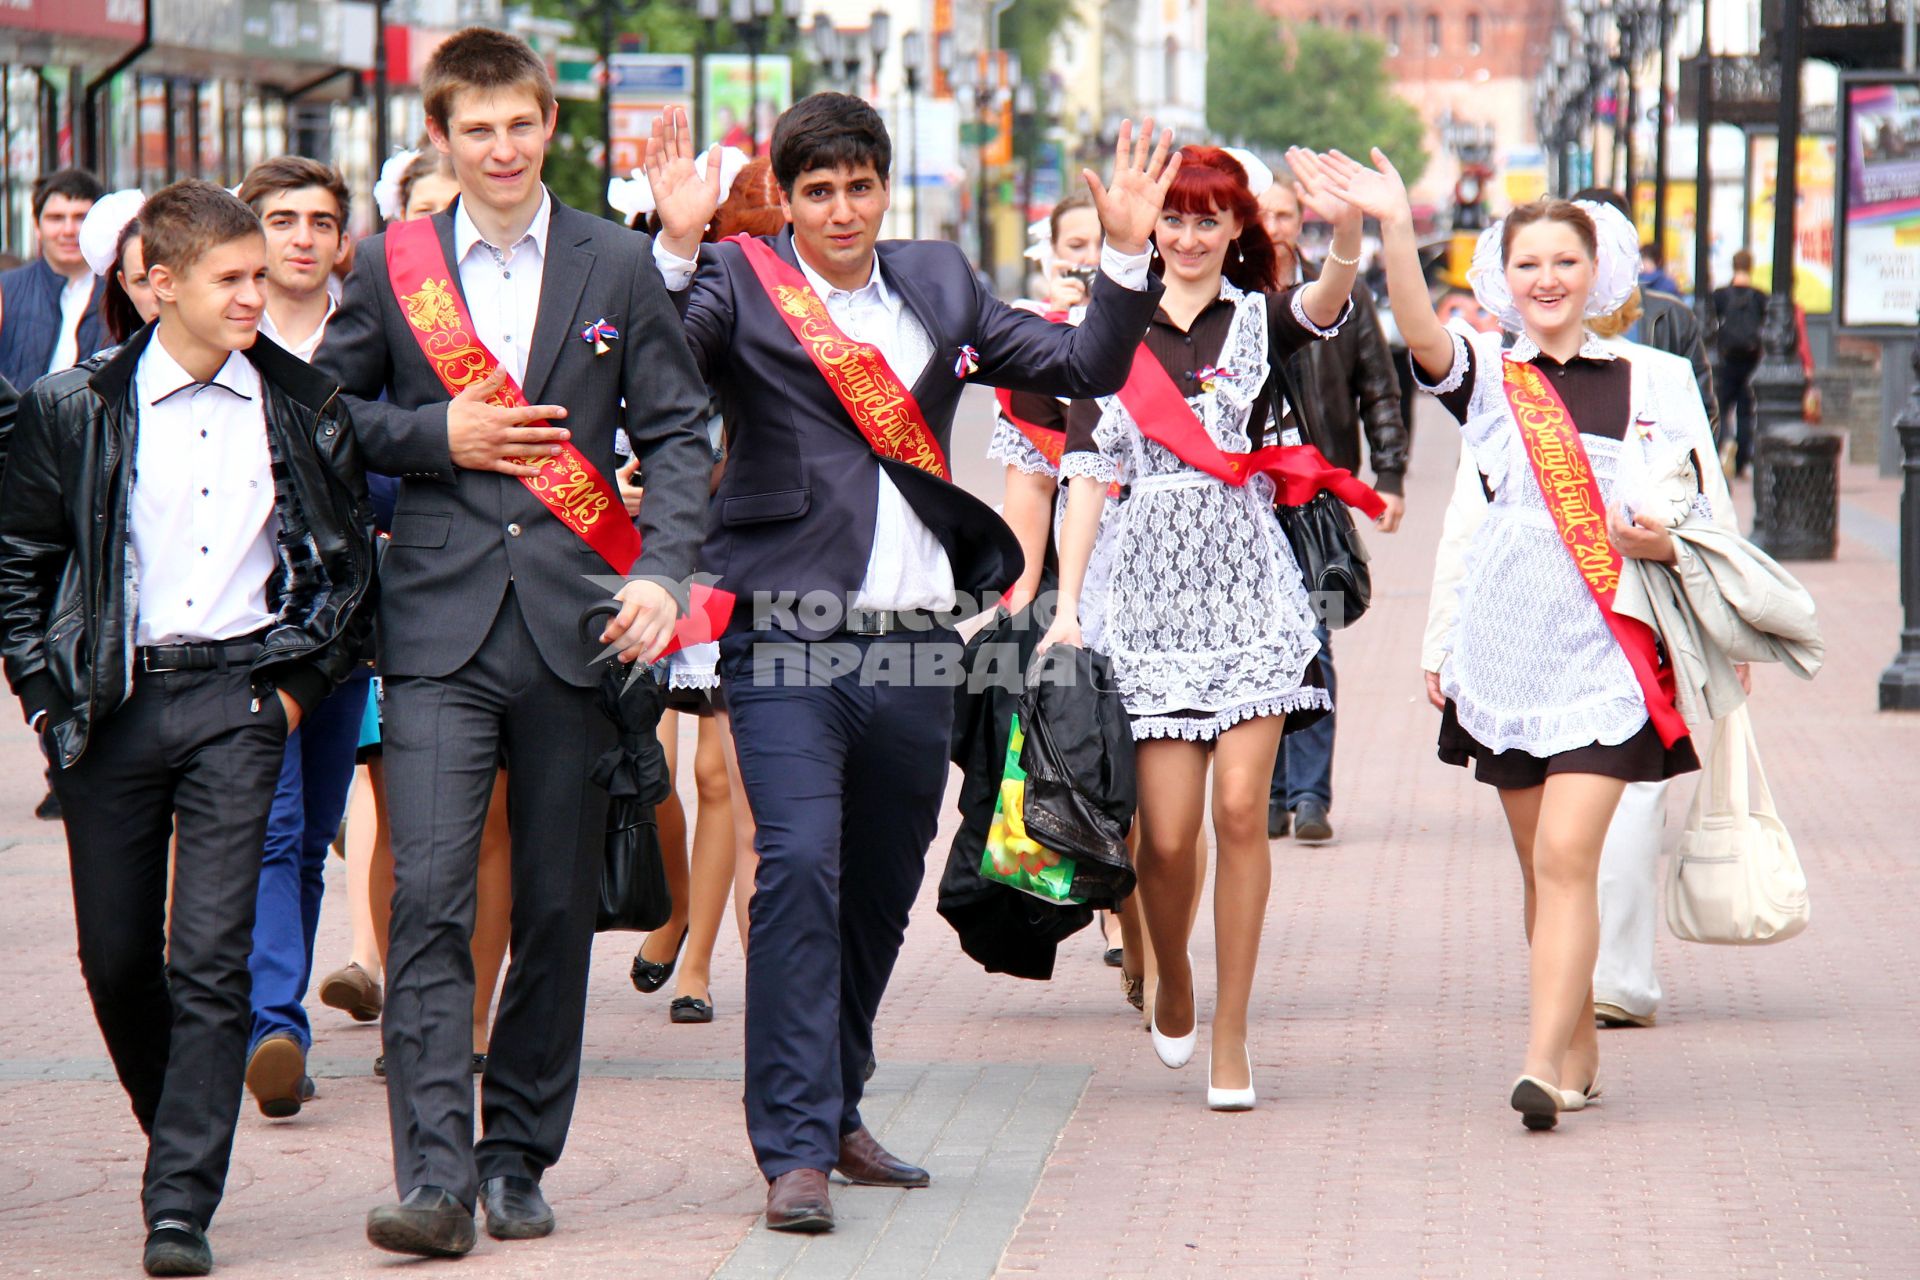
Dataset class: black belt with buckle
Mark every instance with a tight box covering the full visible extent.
[138,637,266,673]
[842,608,938,637]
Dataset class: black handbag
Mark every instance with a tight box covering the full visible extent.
[1266,338,1373,630]
[581,606,676,932]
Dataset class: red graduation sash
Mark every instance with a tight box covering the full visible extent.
[1500,357,1688,749]
[383,217,732,655]
[995,308,1070,469]
[1110,343,1387,517]
[728,234,951,481]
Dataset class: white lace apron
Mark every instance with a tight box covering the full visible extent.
[1069,281,1327,741]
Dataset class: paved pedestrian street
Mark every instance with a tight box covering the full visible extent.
[2,395,1915,1278]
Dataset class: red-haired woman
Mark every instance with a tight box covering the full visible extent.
[1039,145,1364,1110]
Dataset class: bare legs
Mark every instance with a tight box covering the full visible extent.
[1496,773,1623,1095]
[675,715,737,1005]
[1132,715,1285,1092]
[639,711,691,967]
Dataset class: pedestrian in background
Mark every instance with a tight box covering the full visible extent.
[0,179,374,1276]
[1256,157,1407,845]
[1712,249,1768,476]
[233,157,378,1120]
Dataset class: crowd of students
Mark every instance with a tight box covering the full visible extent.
[0,24,1816,1278]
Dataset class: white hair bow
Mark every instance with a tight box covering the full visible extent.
[609,145,752,222]
[374,148,420,223]
[79,189,147,278]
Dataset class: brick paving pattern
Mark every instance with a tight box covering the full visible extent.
[0,392,1915,1277]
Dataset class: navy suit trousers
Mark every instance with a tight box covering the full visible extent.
[718,626,957,1179]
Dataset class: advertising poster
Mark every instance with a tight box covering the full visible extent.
[608,54,693,175]
[703,54,792,156]
[1747,134,1836,314]
[1839,79,1920,329]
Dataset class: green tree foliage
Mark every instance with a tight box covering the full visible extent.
[1206,0,1429,189]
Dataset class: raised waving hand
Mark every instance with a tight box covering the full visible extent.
[1084,119,1181,257]
[645,107,723,261]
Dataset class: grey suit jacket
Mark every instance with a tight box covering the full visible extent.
[316,195,712,687]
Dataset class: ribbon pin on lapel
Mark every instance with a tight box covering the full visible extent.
[582,318,620,355]
[953,345,980,378]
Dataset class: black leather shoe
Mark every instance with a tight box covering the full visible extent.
[1292,799,1334,843]
[366,1186,476,1257]
[143,1218,211,1277]
[34,789,61,821]
[1267,800,1291,839]
[670,995,714,1024]
[480,1175,556,1240]
[630,926,688,993]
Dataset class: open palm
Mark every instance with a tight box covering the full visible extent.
[644,107,722,245]
[1084,119,1180,255]
[1306,148,1413,227]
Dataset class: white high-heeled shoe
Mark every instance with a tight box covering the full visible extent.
[1206,1047,1256,1111]
[1149,953,1196,1069]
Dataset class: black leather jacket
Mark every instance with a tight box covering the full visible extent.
[0,326,376,767]
[1638,289,1720,434]
[1276,257,1408,495]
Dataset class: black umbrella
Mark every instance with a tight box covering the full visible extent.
[580,604,674,933]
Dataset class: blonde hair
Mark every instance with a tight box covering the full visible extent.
[1588,286,1643,339]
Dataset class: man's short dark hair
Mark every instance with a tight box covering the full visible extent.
[141,180,263,275]
[422,27,556,133]
[239,156,351,226]
[1569,186,1632,221]
[770,93,892,194]
[32,168,104,220]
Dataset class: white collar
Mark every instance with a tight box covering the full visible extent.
[1507,328,1616,365]
[138,334,259,405]
[454,189,553,263]
[794,242,895,309]
[258,294,337,353]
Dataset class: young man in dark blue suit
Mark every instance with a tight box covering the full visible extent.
[645,94,1175,1231]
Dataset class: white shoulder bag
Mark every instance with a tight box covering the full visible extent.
[1666,705,1810,945]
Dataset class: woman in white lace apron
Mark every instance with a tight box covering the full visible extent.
[1039,146,1364,1110]
[1306,148,1709,1130]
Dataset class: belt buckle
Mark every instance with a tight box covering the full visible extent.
[140,649,180,674]
[847,609,892,637]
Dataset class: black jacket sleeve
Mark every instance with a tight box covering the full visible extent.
[1345,289,1408,495]
[0,382,72,722]
[968,255,1161,400]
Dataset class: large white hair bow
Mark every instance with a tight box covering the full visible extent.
[1221,147,1274,197]
[79,189,147,278]
[609,145,751,222]
[1466,199,1640,334]
[374,148,419,223]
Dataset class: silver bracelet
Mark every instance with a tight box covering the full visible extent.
[1326,245,1361,267]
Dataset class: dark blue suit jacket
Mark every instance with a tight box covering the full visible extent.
[673,230,1160,633]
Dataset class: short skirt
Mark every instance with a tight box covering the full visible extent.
[1133,656,1330,744]
[1437,699,1699,789]
[356,677,383,763]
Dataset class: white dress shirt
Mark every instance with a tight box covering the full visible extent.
[130,339,279,645]
[652,236,1150,613]
[258,294,338,364]
[46,272,94,375]
[453,191,551,386]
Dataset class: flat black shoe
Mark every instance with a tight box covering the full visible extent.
[1267,801,1290,839]
[472,1052,488,1074]
[366,1186,476,1257]
[1102,947,1124,968]
[373,1054,385,1079]
[1292,799,1334,843]
[862,1054,876,1082]
[670,995,714,1024]
[143,1219,211,1277]
[480,1175,556,1240]
[34,789,61,821]
[630,926,689,993]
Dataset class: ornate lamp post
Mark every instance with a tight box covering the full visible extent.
[810,15,842,89]
[730,0,777,155]
[867,8,891,97]
[1882,331,1920,709]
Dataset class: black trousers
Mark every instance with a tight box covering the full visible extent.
[379,588,614,1207]
[717,627,955,1179]
[53,664,290,1228]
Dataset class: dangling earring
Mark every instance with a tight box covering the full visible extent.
[1232,242,1245,265]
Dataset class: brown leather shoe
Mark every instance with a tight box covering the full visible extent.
[765,1169,834,1233]
[317,962,382,1022]
[834,1125,930,1188]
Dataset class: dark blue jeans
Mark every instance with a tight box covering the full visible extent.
[246,665,372,1052]
[1271,625,1334,811]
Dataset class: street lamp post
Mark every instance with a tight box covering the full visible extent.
[731,0,776,156]
[867,9,891,99]
[902,29,925,239]
[693,0,720,152]
[1652,0,1673,258]
[1692,0,1714,314]
[563,0,649,220]
[811,14,840,90]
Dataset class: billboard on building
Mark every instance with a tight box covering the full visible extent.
[1837,76,1920,330]
[1747,132,1836,315]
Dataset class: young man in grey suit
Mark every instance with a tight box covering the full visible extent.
[315,28,713,1257]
